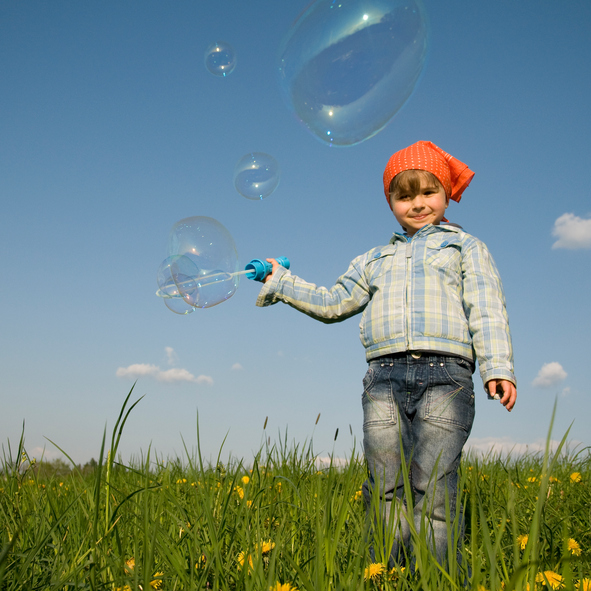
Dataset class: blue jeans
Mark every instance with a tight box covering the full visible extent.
[361,352,475,567]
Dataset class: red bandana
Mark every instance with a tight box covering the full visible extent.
[383,141,475,207]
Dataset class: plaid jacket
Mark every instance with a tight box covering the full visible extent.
[256,224,516,386]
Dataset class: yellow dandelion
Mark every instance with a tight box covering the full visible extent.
[568,538,582,556]
[517,534,529,550]
[570,472,582,483]
[364,562,386,581]
[114,586,132,591]
[242,475,250,485]
[527,476,539,483]
[388,566,405,580]
[246,500,254,508]
[536,570,563,589]
[270,583,298,591]
[176,478,187,484]
[234,485,244,500]
[577,578,591,591]
[478,585,488,591]
[237,551,254,571]
[125,557,135,571]
[259,539,276,554]
[150,572,164,589]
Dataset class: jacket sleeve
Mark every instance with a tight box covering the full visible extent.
[255,256,371,323]
[461,239,516,386]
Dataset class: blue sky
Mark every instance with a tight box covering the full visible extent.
[1,0,590,466]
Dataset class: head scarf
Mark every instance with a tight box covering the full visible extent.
[382,141,475,208]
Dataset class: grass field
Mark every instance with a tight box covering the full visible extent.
[1,390,589,590]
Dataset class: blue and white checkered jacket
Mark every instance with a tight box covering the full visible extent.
[256,224,516,387]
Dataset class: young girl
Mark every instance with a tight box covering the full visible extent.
[257,141,516,566]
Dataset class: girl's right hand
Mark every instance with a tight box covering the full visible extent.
[263,258,280,283]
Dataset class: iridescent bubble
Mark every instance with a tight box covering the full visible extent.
[277,0,429,146]
[168,216,239,308]
[234,152,280,200]
[204,41,237,77]
[156,256,196,315]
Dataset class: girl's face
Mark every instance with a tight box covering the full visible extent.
[389,171,449,236]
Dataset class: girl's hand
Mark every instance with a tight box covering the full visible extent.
[486,379,517,412]
[263,258,280,283]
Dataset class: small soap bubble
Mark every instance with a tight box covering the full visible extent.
[234,152,280,200]
[277,0,429,146]
[204,41,237,77]
[156,256,196,315]
[168,216,239,308]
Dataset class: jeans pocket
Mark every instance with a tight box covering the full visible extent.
[362,366,397,428]
[425,360,475,432]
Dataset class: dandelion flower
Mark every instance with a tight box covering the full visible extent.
[364,562,386,581]
[568,538,582,556]
[242,475,250,485]
[517,534,529,550]
[527,476,538,483]
[234,486,244,500]
[536,570,563,589]
[237,551,254,571]
[176,478,187,484]
[576,578,591,591]
[570,472,582,483]
[259,540,276,554]
[150,572,164,589]
[270,583,298,591]
[125,557,135,571]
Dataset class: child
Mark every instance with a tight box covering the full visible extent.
[256,140,516,567]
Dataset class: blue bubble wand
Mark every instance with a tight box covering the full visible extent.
[156,256,290,314]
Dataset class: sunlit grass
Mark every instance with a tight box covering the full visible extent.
[0,390,589,590]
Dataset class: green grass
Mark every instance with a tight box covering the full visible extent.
[1,390,589,590]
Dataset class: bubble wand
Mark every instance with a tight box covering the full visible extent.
[155,257,290,298]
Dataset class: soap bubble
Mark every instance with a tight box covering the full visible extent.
[156,256,196,315]
[204,41,237,77]
[277,0,429,146]
[234,152,280,200]
[168,216,239,308]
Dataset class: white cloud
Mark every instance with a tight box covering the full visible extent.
[551,213,591,249]
[466,436,569,457]
[116,363,213,386]
[231,363,244,371]
[116,363,160,379]
[165,346,178,366]
[532,362,567,388]
[195,374,214,385]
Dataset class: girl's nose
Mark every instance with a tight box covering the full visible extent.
[412,196,425,210]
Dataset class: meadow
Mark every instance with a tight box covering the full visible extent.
[1,391,589,590]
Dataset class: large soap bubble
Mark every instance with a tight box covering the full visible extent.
[168,216,239,308]
[277,0,429,146]
[204,41,237,77]
[156,256,196,315]
[234,152,280,200]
